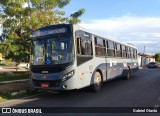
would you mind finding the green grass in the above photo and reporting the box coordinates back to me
[0,72,29,82]
[0,63,5,66]
[0,90,40,102]
[0,96,7,102]
[0,61,16,66]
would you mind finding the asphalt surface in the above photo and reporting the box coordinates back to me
[1,68,160,116]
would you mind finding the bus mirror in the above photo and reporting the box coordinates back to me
[61,43,65,50]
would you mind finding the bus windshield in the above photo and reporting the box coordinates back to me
[33,36,74,65]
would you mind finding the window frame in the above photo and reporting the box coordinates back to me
[76,37,93,57]
[115,43,122,58]
[94,36,107,57]
[107,40,115,57]
[122,45,127,58]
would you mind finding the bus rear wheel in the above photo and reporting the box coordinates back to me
[91,71,102,92]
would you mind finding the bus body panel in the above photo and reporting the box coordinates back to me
[75,57,138,89]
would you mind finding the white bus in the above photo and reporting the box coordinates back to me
[29,24,138,92]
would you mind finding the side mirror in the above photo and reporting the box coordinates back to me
[61,43,64,50]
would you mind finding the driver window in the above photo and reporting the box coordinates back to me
[77,37,93,56]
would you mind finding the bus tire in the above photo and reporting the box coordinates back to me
[125,68,131,80]
[91,71,102,92]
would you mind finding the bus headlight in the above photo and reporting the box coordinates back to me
[61,70,74,82]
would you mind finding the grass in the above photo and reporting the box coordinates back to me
[0,72,29,82]
[0,61,16,66]
[0,96,7,102]
[0,63,5,66]
[0,90,40,102]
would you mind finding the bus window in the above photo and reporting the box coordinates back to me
[133,49,136,58]
[133,48,135,58]
[135,49,137,58]
[122,45,127,58]
[130,48,133,58]
[76,37,81,55]
[33,40,45,65]
[126,47,131,58]
[95,37,106,57]
[107,41,115,57]
[77,37,93,56]
[116,43,122,57]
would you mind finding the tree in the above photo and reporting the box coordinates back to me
[155,53,160,63]
[0,0,85,62]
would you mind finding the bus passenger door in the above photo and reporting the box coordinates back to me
[76,30,93,88]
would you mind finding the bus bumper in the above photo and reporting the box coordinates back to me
[29,76,77,91]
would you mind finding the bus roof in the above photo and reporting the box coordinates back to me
[31,24,137,49]
[74,24,137,49]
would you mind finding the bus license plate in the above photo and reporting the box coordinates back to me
[41,83,49,88]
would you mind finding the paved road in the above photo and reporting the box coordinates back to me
[1,68,160,115]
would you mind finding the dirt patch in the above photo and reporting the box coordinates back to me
[0,81,29,94]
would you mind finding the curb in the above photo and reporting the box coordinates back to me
[10,90,27,97]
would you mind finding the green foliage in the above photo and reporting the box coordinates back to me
[0,72,29,82]
[155,53,160,63]
[69,8,85,24]
[0,0,85,62]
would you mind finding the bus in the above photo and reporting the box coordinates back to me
[29,24,138,92]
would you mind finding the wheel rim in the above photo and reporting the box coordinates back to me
[94,72,102,88]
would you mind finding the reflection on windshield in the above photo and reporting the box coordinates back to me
[34,40,45,65]
[33,36,74,65]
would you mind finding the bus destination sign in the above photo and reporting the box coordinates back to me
[32,27,67,37]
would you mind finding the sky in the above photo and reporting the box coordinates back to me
[63,0,160,54]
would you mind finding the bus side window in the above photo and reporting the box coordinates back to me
[116,43,122,57]
[133,49,136,58]
[128,47,131,58]
[135,49,137,58]
[107,41,115,57]
[126,47,130,58]
[81,39,86,55]
[76,37,81,55]
[77,37,93,56]
[95,37,106,57]
[130,48,133,58]
[81,39,92,56]
[122,45,127,58]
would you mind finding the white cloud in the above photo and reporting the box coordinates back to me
[80,16,160,54]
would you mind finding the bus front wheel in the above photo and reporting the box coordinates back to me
[91,71,102,92]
